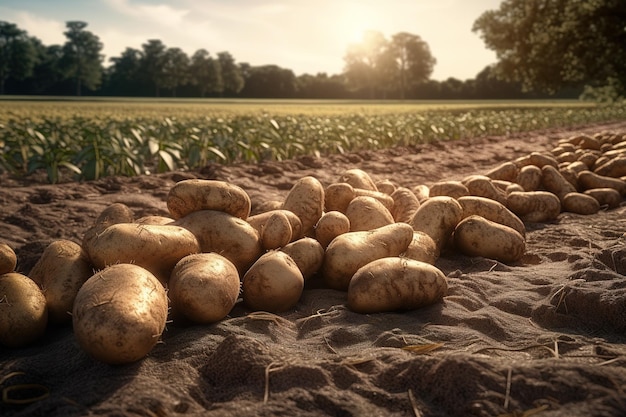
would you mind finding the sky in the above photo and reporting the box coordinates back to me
[0,0,504,81]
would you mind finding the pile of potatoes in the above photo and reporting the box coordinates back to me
[1,130,625,364]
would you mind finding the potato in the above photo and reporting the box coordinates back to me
[82,203,134,253]
[87,223,200,285]
[260,211,292,250]
[428,180,469,199]
[29,240,93,324]
[578,170,626,195]
[354,188,395,211]
[555,152,577,164]
[323,222,414,291]
[409,196,463,255]
[0,272,48,347]
[583,188,622,209]
[454,215,525,264]
[403,231,438,265]
[247,210,303,242]
[314,211,350,249]
[136,215,175,225]
[515,165,542,192]
[579,135,602,150]
[577,152,599,168]
[242,251,304,313]
[324,182,355,213]
[340,168,377,191]
[529,152,559,168]
[375,179,397,195]
[347,257,447,314]
[506,191,561,223]
[561,192,600,215]
[457,196,525,237]
[280,237,325,280]
[390,187,420,223]
[72,264,168,364]
[169,253,240,324]
[463,175,507,205]
[166,179,251,220]
[594,155,626,177]
[0,243,17,275]
[412,184,430,202]
[282,176,325,236]
[541,165,577,201]
[485,161,519,182]
[345,196,394,232]
[173,210,262,274]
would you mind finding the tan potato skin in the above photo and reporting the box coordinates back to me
[485,162,519,182]
[72,264,168,365]
[375,179,397,195]
[324,183,356,213]
[135,215,175,225]
[340,168,377,191]
[345,196,394,232]
[0,272,48,348]
[242,251,304,313]
[166,179,251,220]
[260,211,293,250]
[29,240,93,324]
[314,211,350,249]
[280,237,325,280]
[506,191,561,223]
[323,222,414,291]
[463,175,507,205]
[87,223,200,285]
[247,210,303,242]
[454,215,525,264]
[594,155,626,178]
[562,192,600,215]
[282,176,325,236]
[347,257,447,314]
[583,188,622,209]
[457,196,526,237]
[0,243,17,275]
[578,170,626,195]
[403,231,438,265]
[529,152,559,168]
[409,196,463,254]
[412,184,430,202]
[173,210,262,274]
[169,253,241,324]
[390,187,420,223]
[82,203,134,255]
[541,165,577,201]
[428,181,469,199]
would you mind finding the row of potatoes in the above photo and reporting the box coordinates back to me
[1,130,625,364]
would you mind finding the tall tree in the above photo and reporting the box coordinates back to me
[61,21,103,95]
[387,32,436,99]
[189,49,222,97]
[140,39,167,97]
[161,47,189,97]
[217,51,243,96]
[241,65,296,98]
[0,21,37,94]
[107,47,143,95]
[473,0,626,97]
[343,30,388,98]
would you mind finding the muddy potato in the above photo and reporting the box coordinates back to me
[529,152,559,168]
[506,191,561,223]
[577,152,599,168]
[594,155,626,178]
[0,272,48,348]
[0,243,17,275]
[247,210,303,242]
[29,240,93,324]
[347,257,447,314]
[282,176,325,236]
[174,210,263,275]
[87,223,200,285]
[409,196,463,255]
[390,187,420,223]
[485,162,519,182]
[457,196,525,237]
[541,165,577,201]
[260,211,293,250]
[242,251,304,313]
[314,211,350,249]
[516,165,543,192]
[454,215,525,264]
[169,253,241,324]
[428,181,469,199]
[578,170,626,195]
[72,264,168,364]
[345,196,394,231]
[166,179,251,220]
[562,192,600,215]
[323,222,414,291]
[403,231,438,265]
[583,188,622,209]
[280,237,325,280]
[340,168,378,191]
[463,175,507,205]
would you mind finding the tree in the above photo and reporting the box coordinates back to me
[106,47,143,95]
[343,30,388,98]
[241,65,296,98]
[387,32,436,99]
[189,49,222,97]
[0,21,37,94]
[140,39,167,97]
[161,47,189,97]
[472,0,626,96]
[217,51,243,96]
[61,21,103,95]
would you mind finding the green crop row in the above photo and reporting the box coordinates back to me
[1,101,625,183]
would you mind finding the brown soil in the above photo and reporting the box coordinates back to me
[1,121,626,417]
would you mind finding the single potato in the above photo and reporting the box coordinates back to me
[282,176,325,236]
[280,237,325,280]
[0,243,17,275]
[345,196,394,231]
[166,179,251,220]
[454,215,525,264]
[314,211,350,249]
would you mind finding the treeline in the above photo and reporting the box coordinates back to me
[0,21,578,100]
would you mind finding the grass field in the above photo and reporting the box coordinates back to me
[1,97,625,183]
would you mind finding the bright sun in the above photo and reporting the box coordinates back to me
[335,5,380,45]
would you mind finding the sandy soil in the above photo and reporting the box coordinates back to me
[1,121,626,417]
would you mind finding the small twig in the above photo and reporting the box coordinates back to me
[263,361,286,404]
[323,335,338,354]
[504,368,512,410]
[408,389,422,417]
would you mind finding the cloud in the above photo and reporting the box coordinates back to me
[0,8,66,45]
[104,0,190,27]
